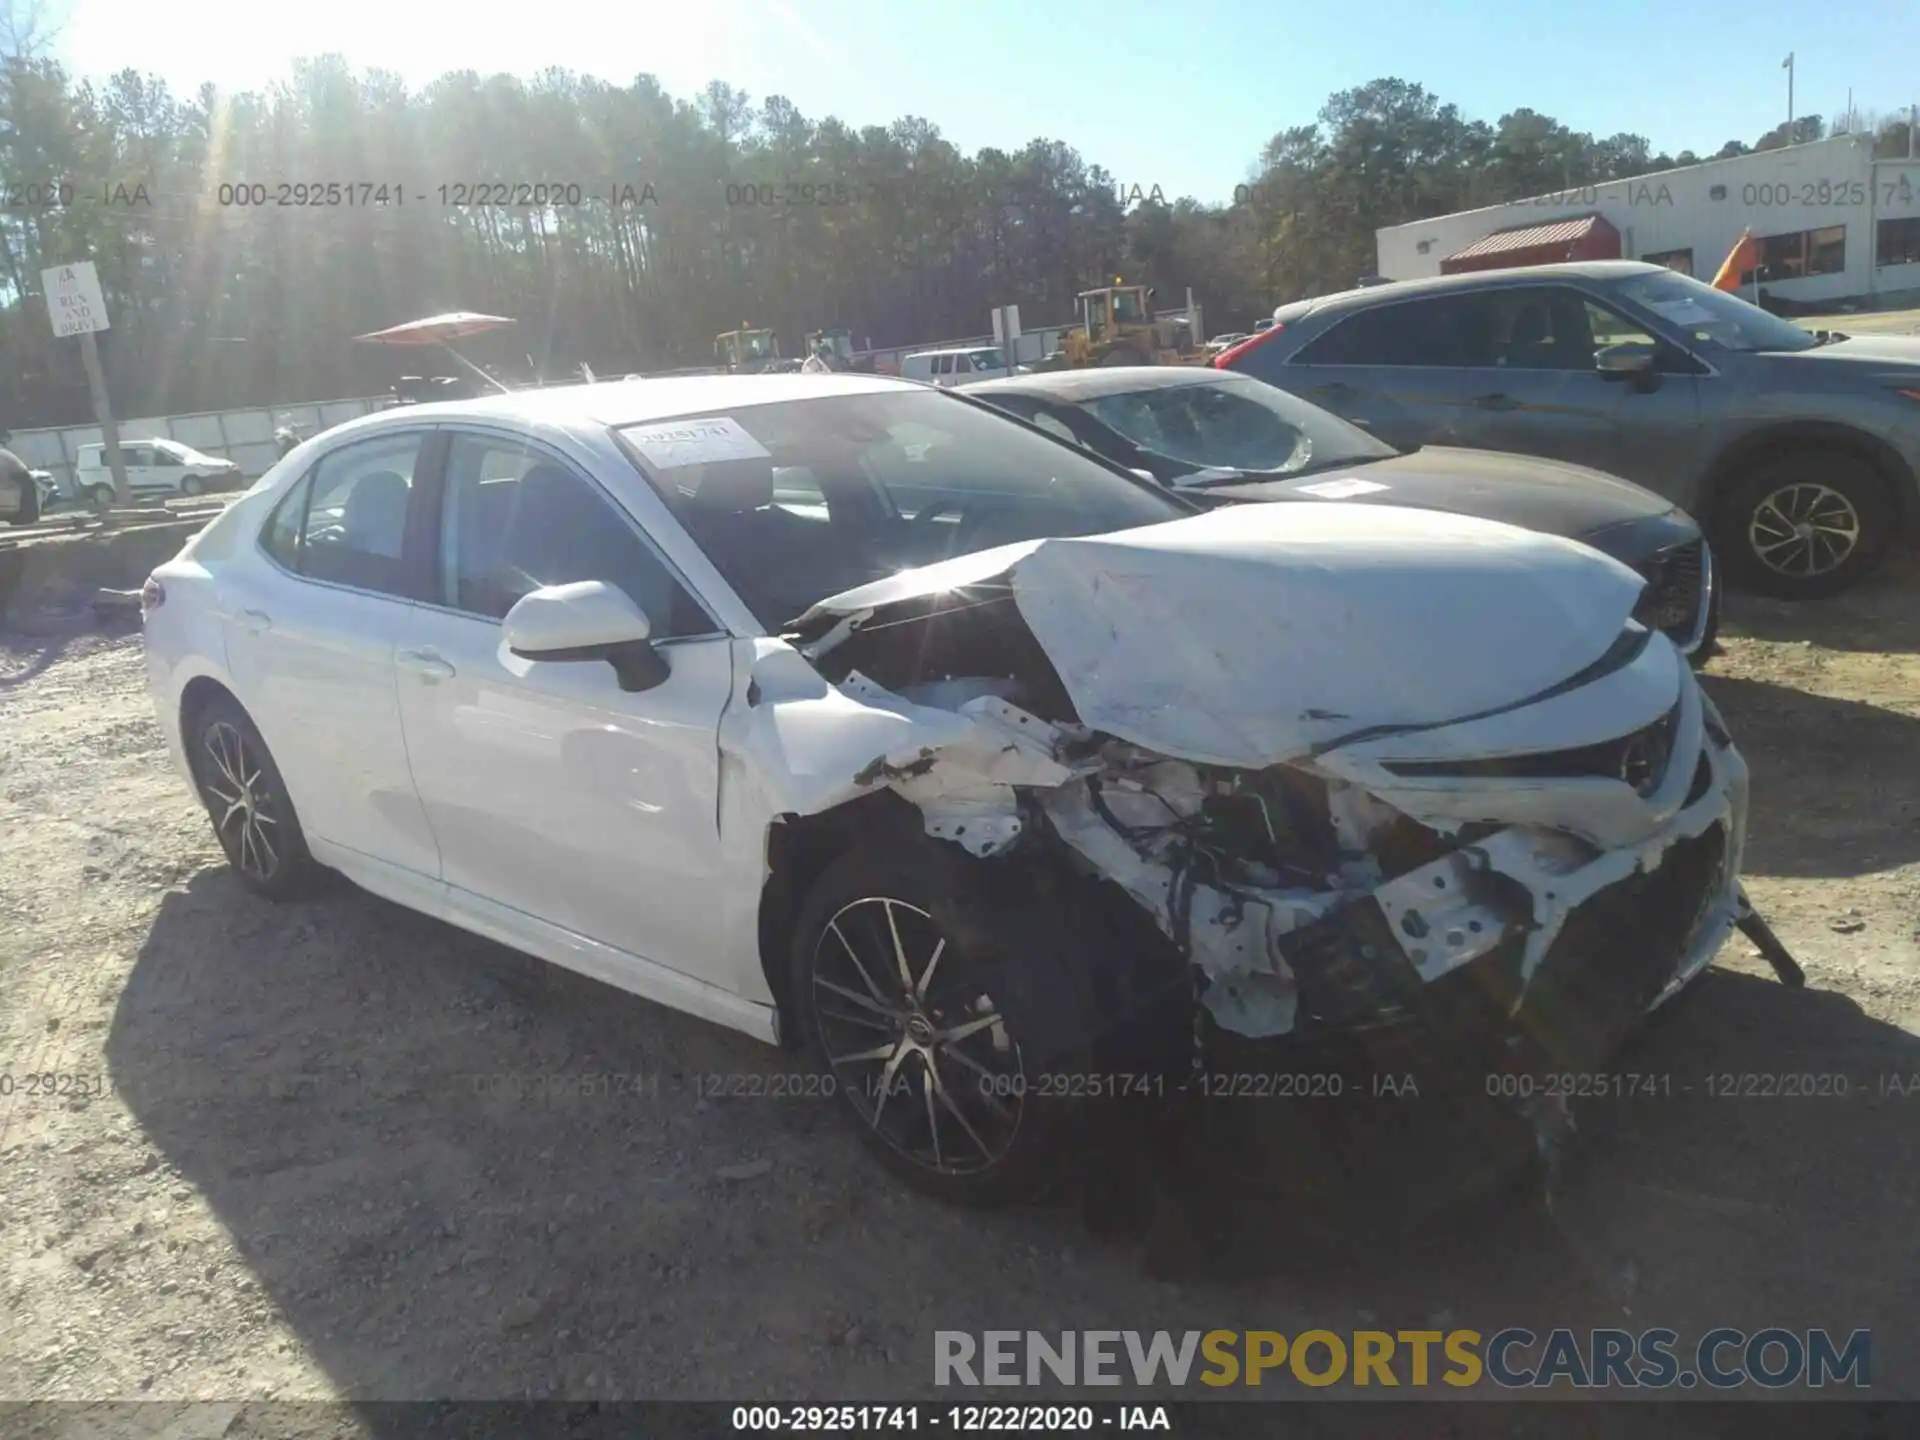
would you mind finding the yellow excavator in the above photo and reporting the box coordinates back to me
[714,326,783,374]
[1050,282,1206,368]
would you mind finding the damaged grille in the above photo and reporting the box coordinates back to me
[1277,823,1727,1082]
[1630,540,1705,648]
[1382,700,1681,796]
[1513,822,1729,1069]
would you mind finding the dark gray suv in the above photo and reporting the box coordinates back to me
[1217,260,1920,599]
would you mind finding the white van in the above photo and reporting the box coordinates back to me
[898,346,1026,387]
[75,438,241,507]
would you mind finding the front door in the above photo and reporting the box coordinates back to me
[393,427,736,983]
[1440,286,1702,492]
[121,444,160,494]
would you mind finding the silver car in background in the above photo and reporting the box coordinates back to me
[1217,261,1920,599]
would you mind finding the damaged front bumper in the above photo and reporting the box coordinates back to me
[822,649,1758,1183]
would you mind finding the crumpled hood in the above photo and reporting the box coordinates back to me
[805,502,1653,768]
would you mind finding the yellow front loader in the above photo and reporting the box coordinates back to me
[1051,283,1206,368]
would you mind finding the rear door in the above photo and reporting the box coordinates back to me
[220,428,444,882]
[1244,294,1494,450]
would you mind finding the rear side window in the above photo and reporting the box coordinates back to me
[1292,294,1495,368]
[258,432,426,599]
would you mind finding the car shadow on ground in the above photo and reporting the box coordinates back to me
[106,875,1920,1416]
[1719,556,1920,655]
[1698,672,1920,878]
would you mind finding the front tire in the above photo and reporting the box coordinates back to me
[1713,453,1894,600]
[181,475,204,496]
[188,696,322,901]
[789,840,1079,1206]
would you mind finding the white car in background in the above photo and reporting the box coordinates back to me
[76,437,242,508]
[139,374,1790,1210]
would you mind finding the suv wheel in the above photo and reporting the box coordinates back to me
[1714,453,1894,600]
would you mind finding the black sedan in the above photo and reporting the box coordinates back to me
[961,366,1718,658]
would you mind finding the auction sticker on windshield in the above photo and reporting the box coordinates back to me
[624,416,772,469]
[1295,477,1390,499]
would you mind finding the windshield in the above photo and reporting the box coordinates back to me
[154,439,194,459]
[1111,291,1147,323]
[1610,270,1819,354]
[1081,375,1397,480]
[966,349,1007,371]
[619,389,1188,628]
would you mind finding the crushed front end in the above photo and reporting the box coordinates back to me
[774,504,1788,1211]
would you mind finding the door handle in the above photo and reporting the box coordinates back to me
[238,608,272,633]
[397,648,456,682]
[1472,393,1523,411]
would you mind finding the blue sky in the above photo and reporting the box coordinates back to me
[52,0,1919,205]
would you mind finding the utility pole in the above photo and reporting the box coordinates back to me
[1784,52,1796,135]
[42,261,131,521]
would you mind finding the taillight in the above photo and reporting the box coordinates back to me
[1212,325,1283,369]
[140,576,165,615]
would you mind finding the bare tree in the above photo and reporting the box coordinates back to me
[1,0,66,61]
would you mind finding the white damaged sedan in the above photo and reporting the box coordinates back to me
[141,374,1799,1206]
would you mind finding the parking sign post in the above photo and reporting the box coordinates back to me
[41,261,131,517]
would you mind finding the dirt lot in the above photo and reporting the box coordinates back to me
[3,559,1919,1431]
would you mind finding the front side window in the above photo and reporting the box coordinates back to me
[263,432,424,597]
[1082,376,1395,479]
[437,432,708,636]
[620,390,1187,628]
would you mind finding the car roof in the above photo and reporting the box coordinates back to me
[961,366,1235,402]
[1274,259,1667,322]
[349,372,920,432]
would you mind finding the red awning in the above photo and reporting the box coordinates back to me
[353,312,517,346]
[1439,215,1621,275]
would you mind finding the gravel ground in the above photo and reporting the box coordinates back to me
[2,564,1918,1432]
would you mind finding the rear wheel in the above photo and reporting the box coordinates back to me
[1713,452,1894,600]
[789,841,1078,1206]
[87,484,114,514]
[188,695,322,900]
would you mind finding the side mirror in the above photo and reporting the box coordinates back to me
[1595,343,1657,377]
[502,581,668,693]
